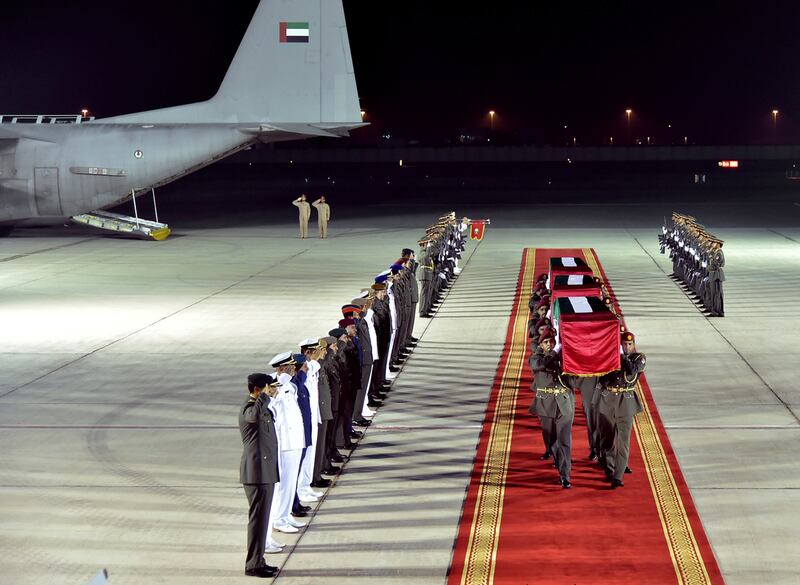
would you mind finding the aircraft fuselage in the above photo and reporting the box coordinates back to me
[0,124,256,223]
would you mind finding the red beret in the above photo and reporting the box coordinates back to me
[537,273,548,282]
[535,317,552,331]
[621,331,635,343]
[538,328,556,345]
[535,299,550,311]
[339,318,356,328]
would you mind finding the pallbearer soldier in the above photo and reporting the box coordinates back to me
[529,328,574,489]
[292,194,311,239]
[596,331,646,488]
[312,196,330,239]
[239,373,280,577]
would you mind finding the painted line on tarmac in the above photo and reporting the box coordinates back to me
[632,234,800,427]
[768,228,800,244]
[0,237,96,263]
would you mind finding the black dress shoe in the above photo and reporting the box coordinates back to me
[291,509,308,517]
[367,400,382,408]
[322,466,339,475]
[410,336,419,343]
[539,451,552,460]
[389,365,400,372]
[560,478,572,489]
[624,466,633,474]
[311,478,332,488]
[353,418,371,427]
[296,503,311,512]
[588,450,597,461]
[329,454,345,463]
[611,478,624,489]
[245,566,278,578]
[343,441,356,449]
[349,430,363,440]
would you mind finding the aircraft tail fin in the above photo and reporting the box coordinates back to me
[98,0,363,127]
[212,0,362,125]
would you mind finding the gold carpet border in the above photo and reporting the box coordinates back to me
[460,248,536,585]
[583,248,712,585]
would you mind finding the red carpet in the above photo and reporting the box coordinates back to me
[447,248,725,585]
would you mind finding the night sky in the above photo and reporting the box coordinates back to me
[1,1,798,145]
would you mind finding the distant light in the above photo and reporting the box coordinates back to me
[667,124,672,128]
[718,160,740,168]
[289,160,293,164]
[81,108,89,118]
[563,125,567,129]
[772,109,779,115]
[625,109,632,115]
[489,110,495,116]
[609,136,614,145]
[360,110,366,120]
[399,159,403,167]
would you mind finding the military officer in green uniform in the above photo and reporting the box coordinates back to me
[596,331,646,488]
[529,328,574,489]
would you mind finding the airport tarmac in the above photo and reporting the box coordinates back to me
[2,189,799,585]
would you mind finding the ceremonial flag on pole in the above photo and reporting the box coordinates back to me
[470,221,487,241]
[279,22,310,43]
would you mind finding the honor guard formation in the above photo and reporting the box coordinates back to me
[238,213,468,578]
[659,212,726,317]
[527,270,647,490]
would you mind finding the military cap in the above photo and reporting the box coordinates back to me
[621,331,636,343]
[390,264,403,274]
[247,373,270,389]
[270,352,296,368]
[341,304,361,317]
[402,248,414,257]
[535,299,550,311]
[299,338,321,351]
[535,317,552,331]
[371,282,387,291]
[328,327,347,338]
[354,290,369,299]
[323,336,338,345]
[538,328,557,345]
[350,298,367,308]
[375,274,390,284]
[536,273,548,282]
[338,318,355,328]
[292,353,307,365]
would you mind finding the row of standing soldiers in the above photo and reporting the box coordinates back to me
[238,214,470,577]
[526,272,647,489]
[659,212,726,317]
[418,212,468,317]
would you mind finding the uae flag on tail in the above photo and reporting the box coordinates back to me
[554,296,620,376]
[279,22,310,43]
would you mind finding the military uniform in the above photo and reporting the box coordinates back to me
[312,198,330,238]
[597,338,646,486]
[529,338,574,488]
[239,374,280,575]
[292,197,311,238]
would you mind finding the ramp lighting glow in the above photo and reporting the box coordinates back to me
[718,160,739,168]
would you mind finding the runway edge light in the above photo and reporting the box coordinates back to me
[718,160,739,168]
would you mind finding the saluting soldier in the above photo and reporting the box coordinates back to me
[529,328,574,489]
[596,331,646,488]
[292,194,311,239]
[239,373,281,577]
[312,196,331,239]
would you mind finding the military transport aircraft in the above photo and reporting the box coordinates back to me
[0,0,364,238]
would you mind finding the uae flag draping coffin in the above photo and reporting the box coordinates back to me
[553,296,620,376]
[551,274,602,300]
[547,257,594,287]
